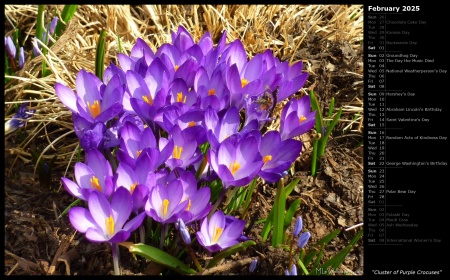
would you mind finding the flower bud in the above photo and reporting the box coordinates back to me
[297,231,311,249]
[178,218,191,245]
[290,264,297,276]
[293,216,303,237]
[49,17,59,34]
[19,47,25,69]
[5,36,16,60]
[249,259,257,272]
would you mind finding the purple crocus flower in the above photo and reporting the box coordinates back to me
[49,17,59,34]
[196,210,246,253]
[61,148,114,201]
[68,187,146,243]
[145,179,189,224]
[163,125,202,169]
[257,130,302,183]
[166,170,211,224]
[5,103,35,135]
[208,134,263,188]
[18,47,25,69]
[5,36,16,60]
[275,60,309,102]
[204,106,241,151]
[55,70,124,124]
[114,161,150,214]
[195,66,230,112]
[72,119,106,151]
[115,121,162,169]
[280,95,316,141]
[171,25,195,54]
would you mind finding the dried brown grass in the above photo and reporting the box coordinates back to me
[4,4,363,178]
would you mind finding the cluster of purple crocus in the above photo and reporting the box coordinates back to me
[55,25,315,273]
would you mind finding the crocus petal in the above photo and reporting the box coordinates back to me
[62,177,85,200]
[55,83,79,113]
[76,69,102,106]
[74,162,95,190]
[69,207,97,233]
[109,230,131,244]
[87,191,112,233]
[85,227,108,242]
[110,187,133,230]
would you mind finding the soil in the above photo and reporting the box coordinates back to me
[4,5,364,276]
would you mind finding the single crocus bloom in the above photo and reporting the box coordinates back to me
[208,134,263,188]
[68,187,146,243]
[5,103,35,135]
[5,36,16,60]
[164,125,202,169]
[144,179,189,224]
[18,47,25,69]
[196,210,246,253]
[257,130,302,183]
[55,69,124,124]
[61,148,114,201]
[166,170,211,224]
[114,161,150,214]
[204,106,241,151]
[280,95,316,141]
[115,121,160,168]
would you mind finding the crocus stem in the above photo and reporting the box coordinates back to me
[111,242,120,275]
[186,244,203,272]
[160,223,167,250]
[103,148,117,173]
[139,224,146,244]
[208,188,227,219]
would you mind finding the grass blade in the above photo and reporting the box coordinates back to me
[206,240,256,269]
[120,242,197,275]
[283,198,301,231]
[95,29,107,79]
[54,5,78,39]
[272,180,286,247]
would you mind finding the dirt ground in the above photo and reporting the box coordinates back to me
[4,5,364,275]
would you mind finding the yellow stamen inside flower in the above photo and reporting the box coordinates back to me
[162,199,169,216]
[299,115,307,123]
[142,94,154,106]
[177,92,187,103]
[188,121,196,127]
[212,226,223,243]
[186,199,192,211]
[90,176,102,191]
[173,146,183,159]
[87,100,101,118]
[174,65,179,72]
[130,182,138,194]
[105,215,114,236]
[229,161,241,175]
[241,78,249,88]
[136,150,142,157]
[263,155,273,165]
[208,88,216,95]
